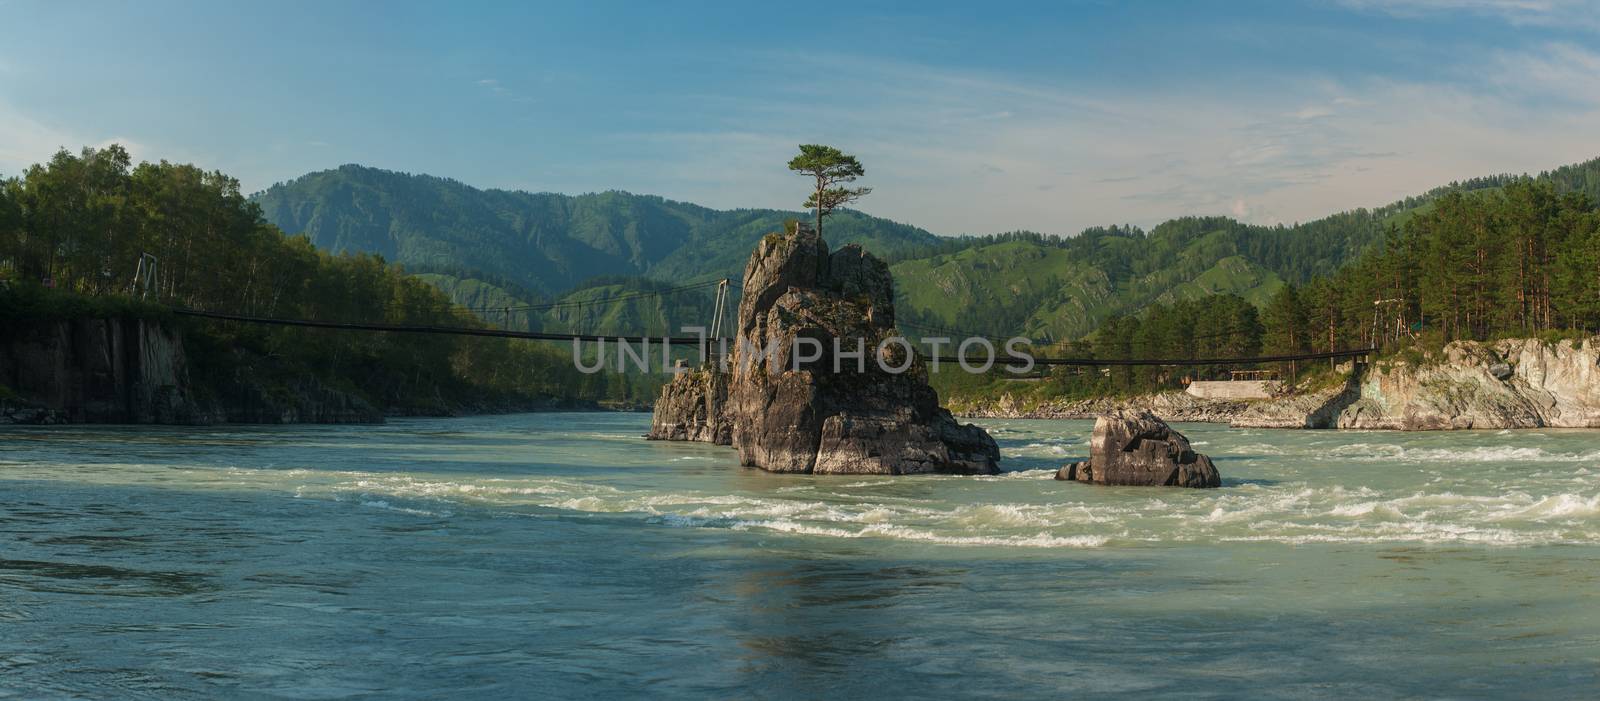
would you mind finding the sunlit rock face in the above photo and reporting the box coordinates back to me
[647,369,731,445]
[1231,338,1600,430]
[1057,410,1221,488]
[722,221,999,475]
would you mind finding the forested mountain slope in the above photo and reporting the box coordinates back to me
[254,165,944,297]
[257,157,1600,343]
[893,156,1600,340]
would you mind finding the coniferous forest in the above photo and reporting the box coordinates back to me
[937,178,1600,401]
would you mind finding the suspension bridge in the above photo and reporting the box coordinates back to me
[172,278,1376,368]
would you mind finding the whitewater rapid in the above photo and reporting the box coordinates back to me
[266,420,1600,549]
[7,413,1600,698]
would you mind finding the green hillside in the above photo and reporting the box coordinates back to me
[260,156,1600,344]
[254,165,945,297]
[411,271,724,340]
[892,156,1600,340]
[893,219,1309,341]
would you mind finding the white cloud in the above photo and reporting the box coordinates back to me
[0,101,186,179]
[0,102,77,176]
[1492,42,1600,105]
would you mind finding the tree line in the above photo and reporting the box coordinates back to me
[977,177,1599,400]
[0,145,650,408]
[1039,179,1600,398]
[1260,180,1600,362]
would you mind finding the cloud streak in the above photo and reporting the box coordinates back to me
[1338,0,1600,31]
[474,78,535,104]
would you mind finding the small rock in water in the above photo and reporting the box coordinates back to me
[1056,409,1221,488]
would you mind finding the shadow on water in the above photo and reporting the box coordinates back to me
[0,558,213,597]
[692,545,1600,699]
[1221,477,1282,487]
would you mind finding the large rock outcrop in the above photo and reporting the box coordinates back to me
[647,368,732,444]
[660,221,998,474]
[1057,410,1221,488]
[1234,338,1600,430]
[958,338,1600,431]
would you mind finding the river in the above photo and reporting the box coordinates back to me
[2,413,1598,698]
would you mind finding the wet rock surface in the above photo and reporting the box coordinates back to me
[1057,409,1221,488]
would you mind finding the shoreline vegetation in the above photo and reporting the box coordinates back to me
[0,146,670,425]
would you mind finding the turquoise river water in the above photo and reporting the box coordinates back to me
[2,413,1598,698]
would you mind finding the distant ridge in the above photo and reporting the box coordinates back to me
[254,156,1600,340]
[253,165,944,297]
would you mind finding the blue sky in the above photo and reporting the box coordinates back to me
[2,0,1599,235]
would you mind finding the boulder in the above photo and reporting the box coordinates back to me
[725,221,999,475]
[1056,410,1221,488]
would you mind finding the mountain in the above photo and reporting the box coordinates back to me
[891,219,1315,340]
[256,156,1600,342]
[253,165,945,297]
[890,156,1600,340]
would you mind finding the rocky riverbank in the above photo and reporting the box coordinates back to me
[954,337,1600,430]
[0,318,607,426]
[0,317,391,425]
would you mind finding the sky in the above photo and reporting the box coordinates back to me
[2,0,1599,236]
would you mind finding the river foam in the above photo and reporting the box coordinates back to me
[299,464,1600,549]
[96,414,1581,551]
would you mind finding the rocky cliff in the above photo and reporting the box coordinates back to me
[1238,338,1600,429]
[650,222,1000,474]
[958,338,1600,431]
[1,318,214,424]
[0,318,383,425]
